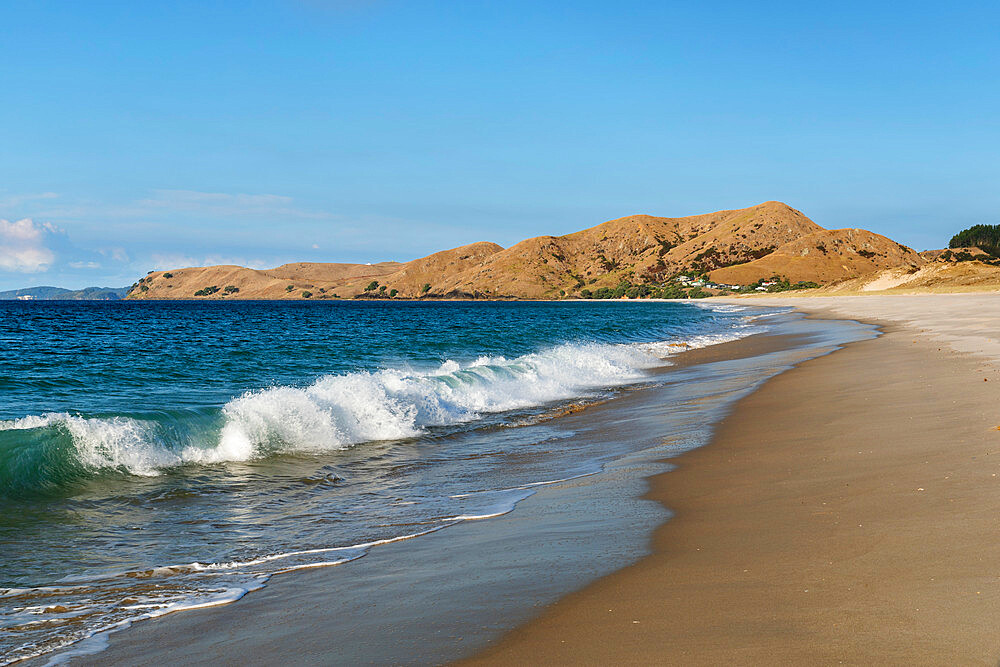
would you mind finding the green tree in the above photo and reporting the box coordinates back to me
[950,224,1000,257]
[365,280,380,292]
[286,284,295,292]
[421,283,431,293]
[301,291,313,298]
[389,288,398,297]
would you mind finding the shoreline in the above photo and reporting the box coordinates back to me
[463,294,1000,664]
[41,308,863,666]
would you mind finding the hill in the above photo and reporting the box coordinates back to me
[390,202,824,299]
[129,244,501,300]
[0,286,129,300]
[800,245,1000,295]
[810,261,1000,294]
[949,224,1000,256]
[709,228,925,285]
[127,201,930,300]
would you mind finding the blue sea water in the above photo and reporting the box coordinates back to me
[0,300,765,664]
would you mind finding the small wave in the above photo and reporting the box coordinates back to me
[691,302,749,313]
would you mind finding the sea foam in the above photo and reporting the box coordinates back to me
[0,330,757,488]
[0,341,671,484]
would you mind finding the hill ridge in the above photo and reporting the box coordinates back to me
[126,202,927,300]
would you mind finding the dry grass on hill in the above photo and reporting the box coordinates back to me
[129,201,988,300]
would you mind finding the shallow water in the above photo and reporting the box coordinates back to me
[68,307,879,667]
[0,300,766,664]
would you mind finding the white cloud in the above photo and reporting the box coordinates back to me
[135,190,331,220]
[0,219,56,273]
[69,261,101,269]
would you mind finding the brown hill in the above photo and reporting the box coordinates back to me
[129,244,500,300]
[709,228,925,285]
[402,201,823,298]
[369,242,504,297]
[127,201,927,300]
[266,261,402,282]
[814,260,1000,294]
[919,247,991,262]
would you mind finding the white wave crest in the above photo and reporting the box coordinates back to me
[0,413,180,475]
[202,342,662,462]
[0,334,757,477]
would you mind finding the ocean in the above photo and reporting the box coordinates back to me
[0,299,854,664]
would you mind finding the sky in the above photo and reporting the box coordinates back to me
[1,0,998,290]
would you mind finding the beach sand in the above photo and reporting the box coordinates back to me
[464,293,1000,665]
[50,294,1000,666]
[56,316,850,667]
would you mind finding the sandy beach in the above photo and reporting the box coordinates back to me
[465,293,1000,665]
[38,294,1000,666]
[46,306,865,667]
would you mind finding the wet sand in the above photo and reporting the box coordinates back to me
[465,294,1000,665]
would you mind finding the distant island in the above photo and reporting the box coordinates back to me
[125,201,1000,301]
[0,286,129,301]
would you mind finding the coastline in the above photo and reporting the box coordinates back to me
[40,307,868,666]
[464,293,1000,664]
[34,294,998,665]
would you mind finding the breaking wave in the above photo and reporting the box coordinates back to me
[0,341,683,496]
[0,327,759,497]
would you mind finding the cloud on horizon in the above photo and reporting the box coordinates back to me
[0,219,58,273]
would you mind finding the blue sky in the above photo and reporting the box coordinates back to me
[1,0,997,289]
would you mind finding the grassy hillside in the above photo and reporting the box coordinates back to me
[127,201,935,300]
